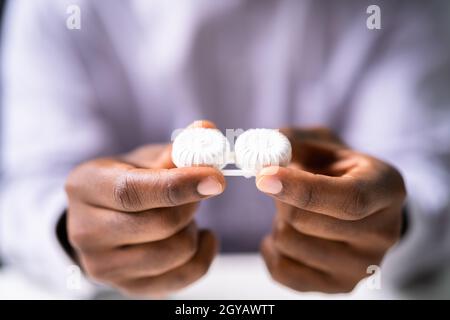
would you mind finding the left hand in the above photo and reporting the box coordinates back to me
[257,128,406,293]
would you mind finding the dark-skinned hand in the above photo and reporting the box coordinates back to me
[257,128,406,293]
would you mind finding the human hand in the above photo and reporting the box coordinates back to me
[65,122,224,297]
[257,128,406,293]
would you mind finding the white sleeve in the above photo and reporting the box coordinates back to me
[339,3,450,286]
[0,0,116,297]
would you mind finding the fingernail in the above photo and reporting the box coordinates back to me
[197,177,223,196]
[189,120,215,129]
[256,175,283,194]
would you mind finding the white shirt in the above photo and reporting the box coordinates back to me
[1,0,450,297]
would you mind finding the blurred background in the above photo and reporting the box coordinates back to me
[0,0,5,270]
[0,0,449,299]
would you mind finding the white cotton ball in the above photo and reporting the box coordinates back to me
[234,129,292,175]
[172,127,230,169]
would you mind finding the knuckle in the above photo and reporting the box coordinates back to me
[64,177,77,197]
[189,258,210,281]
[83,253,132,284]
[113,172,143,211]
[163,206,184,229]
[268,267,282,284]
[158,207,192,238]
[353,187,370,216]
[183,232,199,260]
[270,265,302,292]
[67,212,106,252]
[67,230,86,250]
[375,223,401,251]
[298,183,315,209]
[162,174,185,207]
[83,260,110,282]
[273,225,289,250]
[286,210,302,227]
[269,266,283,283]
[64,162,97,197]
[289,211,306,230]
[341,182,371,219]
[151,170,182,207]
[64,168,83,197]
[67,225,96,252]
[268,256,287,283]
[88,255,128,282]
[171,227,198,265]
[386,225,401,246]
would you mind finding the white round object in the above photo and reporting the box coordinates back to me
[172,127,230,169]
[234,129,292,175]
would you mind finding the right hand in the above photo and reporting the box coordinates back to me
[65,125,225,298]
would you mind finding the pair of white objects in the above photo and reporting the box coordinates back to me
[171,128,292,177]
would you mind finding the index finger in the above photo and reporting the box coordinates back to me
[256,164,398,220]
[66,159,226,211]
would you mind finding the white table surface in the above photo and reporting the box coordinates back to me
[1,254,449,300]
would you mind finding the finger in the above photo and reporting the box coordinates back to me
[276,201,354,243]
[272,220,366,276]
[276,201,400,250]
[68,202,199,251]
[280,128,349,174]
[256,165,391,220]
[80,223,200,283]
[66,160,226,211]
[261,236,344,293]
[280,127,346,148]
[117,230,217,297]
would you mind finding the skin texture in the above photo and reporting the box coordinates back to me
[65,121,225,298]
[257,128,406,293]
